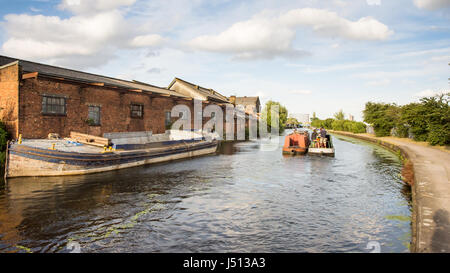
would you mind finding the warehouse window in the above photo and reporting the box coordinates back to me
[165,111,172,126]
[131,104,144,118]
[88,106,101,126]
[42,95,66,115]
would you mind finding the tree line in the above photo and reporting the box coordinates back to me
[310,110,367,134]
[363,93,449,146]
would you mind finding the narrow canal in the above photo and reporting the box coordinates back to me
[0,134,411,253]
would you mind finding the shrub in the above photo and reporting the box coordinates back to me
[400,102,428,141]
[364,93,449,146]
[350,122,366,134]
[363,102,400,137]
[0,121,10,168]
[427,124,450,146]
[394,124,410,138]
[311,118,365,134]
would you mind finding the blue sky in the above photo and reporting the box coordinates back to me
[0,0,449,120]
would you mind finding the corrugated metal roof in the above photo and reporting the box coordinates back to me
[168,77,230,103]
[0,55,188,98]
[235,96,259,106]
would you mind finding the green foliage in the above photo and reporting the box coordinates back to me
[363,102,401,137]
[394,123,410,138]
[310,112,318,122]
[351,122,367,134]
[0,121,11,167]
[261,100,288,134]
[286,117,300,126]
[419,94,449,145]
[400,102,428,141]
[333,109,345,120]
[310,119,323,129]
[311,118,334,129]
[0,151,5,168]
[311,116,366,134]
[363,93,449,146]
[331,120,345,131]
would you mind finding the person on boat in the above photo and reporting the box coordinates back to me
[303,130,311,147]
[311,129,318,147]
[320,127,327,148]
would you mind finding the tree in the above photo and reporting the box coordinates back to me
[363,93,449,145]
[333,109,345,120]
[286,117,300,126]
[363,102,400,137]
[401,93,449,145]
[261,100,288,134]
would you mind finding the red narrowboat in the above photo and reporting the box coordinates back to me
[282,131,310,155]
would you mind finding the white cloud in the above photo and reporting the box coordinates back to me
[188,8,392,60]
[333,0,349,7]
[280,8,392,40]
[1,0,163,68]
[413,89,448,97]
[187,13,308,60]
[129,34,166,47]
[366,0,381,5]
[58,0,136,14]
[2,11,127,59]
[413,0,450,10]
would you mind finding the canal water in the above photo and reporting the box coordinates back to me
[0,134,411,253]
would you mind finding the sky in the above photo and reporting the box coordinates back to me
[0,0,449,121]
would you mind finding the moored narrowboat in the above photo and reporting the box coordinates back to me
[282,130,310,155]
[4,130,219,178]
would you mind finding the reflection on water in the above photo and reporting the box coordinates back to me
[0,134,411,253]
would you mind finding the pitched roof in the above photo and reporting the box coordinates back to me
[0,55,188,98]
[235,96,260,106]
[168,77,230,103]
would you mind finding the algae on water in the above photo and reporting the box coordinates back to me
[385,215,411,222]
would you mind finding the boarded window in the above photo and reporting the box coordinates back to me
[42,95,66,115]
[131,104,143,118]
[88,106,101,125]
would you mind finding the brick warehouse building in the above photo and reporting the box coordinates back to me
[0,55,230,139]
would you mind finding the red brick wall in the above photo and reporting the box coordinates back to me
[18,77,198,139]
[0,63,19,138]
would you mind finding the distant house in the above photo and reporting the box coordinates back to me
[229,96,261,117]
[168,77,230,104]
